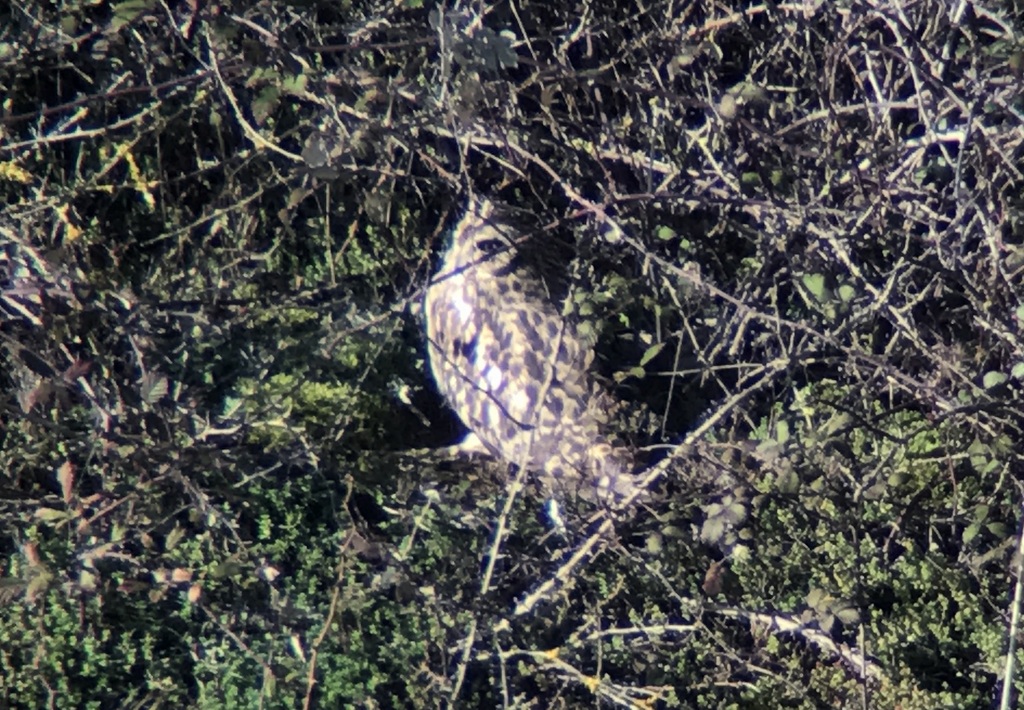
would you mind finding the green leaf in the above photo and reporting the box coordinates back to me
[252,86,281,125]
[725,501,747,525]
[165,526,186,552]
[802,273,826,301]
[863,481,887,500]
[639,342,666,367]
[806,588,825,608]
[776,468,800,495]
[819,614,834,634]
[983,370,1007,389]
[35,508,69,523]
[141,373,168,404]
[26,572,53,600]
[774,419,790,445]
[211,560,244,579]
[821,412,851,436]
[111,0,153,32]
[986,522,1010,538]
[887,470,906,487]
[835,605,861,625]
[281,74,308,95]
[700,517,724,544]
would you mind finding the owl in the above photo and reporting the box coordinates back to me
[424,199,641,504]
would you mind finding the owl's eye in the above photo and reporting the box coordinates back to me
[476,238,505,254]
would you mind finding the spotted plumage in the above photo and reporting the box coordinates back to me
[424,199,640,503]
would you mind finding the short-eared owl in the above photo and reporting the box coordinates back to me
[424,199,640,503]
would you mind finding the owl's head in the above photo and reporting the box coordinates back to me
[442,198,520,275]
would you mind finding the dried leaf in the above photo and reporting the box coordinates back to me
[18,380,52,413]
[62,359,92,382]
[702,560,726,596]
[80,542,118,566]
[23,542,41,567]
[57,460,75,504]
[119,580,151,594]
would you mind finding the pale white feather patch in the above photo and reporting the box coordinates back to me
[450,291,474,326]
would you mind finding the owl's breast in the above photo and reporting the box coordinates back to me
[428,265,604,466]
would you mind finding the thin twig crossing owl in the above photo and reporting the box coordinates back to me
[424,199,641,503]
